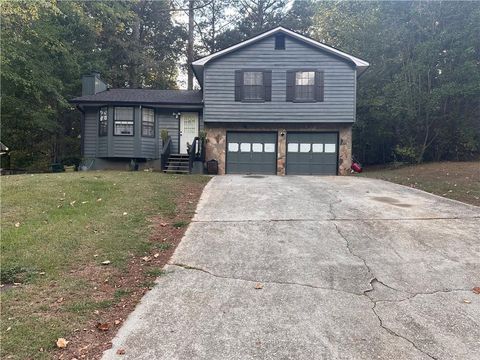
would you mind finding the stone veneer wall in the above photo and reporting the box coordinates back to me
[205,123,352,175]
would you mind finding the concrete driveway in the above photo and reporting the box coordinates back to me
[104,176,480,360]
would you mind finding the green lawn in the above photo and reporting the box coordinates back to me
[0,171,209,359]
[360,161,480,207]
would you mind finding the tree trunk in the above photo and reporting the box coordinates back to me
[187,0,194,90]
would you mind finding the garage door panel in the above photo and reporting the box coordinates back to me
[227,132,277,175]
[287,132,338,175]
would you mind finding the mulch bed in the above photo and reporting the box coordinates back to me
[53,181,206,359]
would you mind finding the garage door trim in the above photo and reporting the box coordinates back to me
[285,131,339,175]
[226,131,278,175]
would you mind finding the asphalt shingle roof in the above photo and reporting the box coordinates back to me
[71,89,203,105]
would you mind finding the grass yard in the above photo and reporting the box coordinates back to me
[0,171,209,359]
[360,161,480,207]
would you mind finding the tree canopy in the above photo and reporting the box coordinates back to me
[1,0,479,170]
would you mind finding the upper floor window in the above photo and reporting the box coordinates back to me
[295,71,315,101]
[275,34,285,50]
[114,107,134,136]
[235,70,272,102]
[141,108,155,137]
[99,107,108,136]
[286,70,324,102]
[243,71,264,100]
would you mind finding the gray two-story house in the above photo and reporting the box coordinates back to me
[71,27,369,175]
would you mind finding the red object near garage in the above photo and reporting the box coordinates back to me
[351,162,362,173]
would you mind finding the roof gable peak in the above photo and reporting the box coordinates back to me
[191,26,369,86]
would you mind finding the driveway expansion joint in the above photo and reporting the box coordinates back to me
[191,216,480,224]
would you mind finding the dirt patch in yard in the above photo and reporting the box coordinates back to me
[52,181,205,360]
[361,161,480,207]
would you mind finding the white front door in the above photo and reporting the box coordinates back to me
[180,112,199,154]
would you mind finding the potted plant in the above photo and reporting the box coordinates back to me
[160,129,169,146]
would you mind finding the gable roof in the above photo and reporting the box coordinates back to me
[70,89,203,105]
[192,26,369,86]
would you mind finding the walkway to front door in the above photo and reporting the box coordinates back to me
[103,176,480,360]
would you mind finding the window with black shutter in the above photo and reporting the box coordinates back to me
[243,71,264,100]
[295,71,315,101]
[286,70,324,102]
[235,70,272,102]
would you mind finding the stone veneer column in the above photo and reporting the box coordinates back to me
[338,125,352,175]
[205,127,226,175]
[277,129,286,175]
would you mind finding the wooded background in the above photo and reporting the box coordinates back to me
[1,0,479,170]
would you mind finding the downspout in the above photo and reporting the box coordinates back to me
[76,105,85,158]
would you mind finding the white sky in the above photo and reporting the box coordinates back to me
[173,0,294,89]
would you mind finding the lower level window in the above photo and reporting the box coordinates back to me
[99,107,108,136]
[114,107,134,136]
[142,108,155,137]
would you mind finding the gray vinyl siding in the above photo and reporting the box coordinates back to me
[112,137,135,157]
[83,108,98,158]
[98,137,108,157]
[203,36,356,123]
[83,106,202,158]
[157,111,180,154]
[141,137,156,158]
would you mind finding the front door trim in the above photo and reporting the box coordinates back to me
[180,112,199,154]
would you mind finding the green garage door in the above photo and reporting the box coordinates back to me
[226,132,277,174]
[286,132,338,175]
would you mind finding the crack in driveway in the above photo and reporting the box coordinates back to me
[169,263,366,297]
[169,261,471,360]
[370,302,438,360]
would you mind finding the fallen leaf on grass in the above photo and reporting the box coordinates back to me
[101,260,111,265]
[56,338,69,348]
[472,287,480,294]
[96,322,110,331]
[117,348,126,355]
[254,283,263,290]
